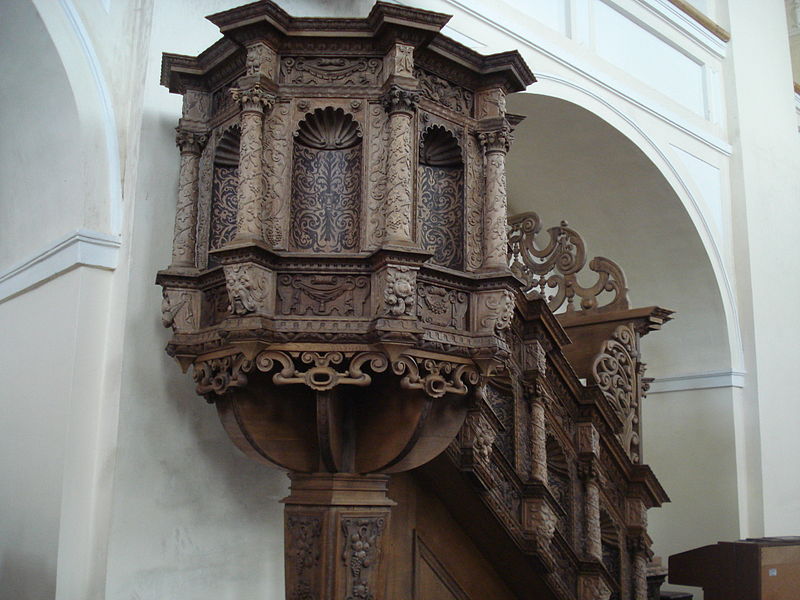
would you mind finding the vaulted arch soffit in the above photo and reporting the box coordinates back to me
[506,89,740,373]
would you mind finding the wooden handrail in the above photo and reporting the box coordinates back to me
[666,0,731,42]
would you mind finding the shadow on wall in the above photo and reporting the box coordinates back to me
[0,553,55,600]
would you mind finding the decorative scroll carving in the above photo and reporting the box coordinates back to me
[414,67,473,116]
[286,515,322,600]
[280,56,383,86]
[193,353,252,397]
[480,290,515,333]
[263,102,291,248]
[392,356,479,398]
[417,283,467,329]
[384,266,415,317]
[277,274,370,316]
[224,263,270,315]
[592,324,641,462]
[341,517,386,600]
[255,351,388,391]
[290,143,361,252]
[508,211,630,314]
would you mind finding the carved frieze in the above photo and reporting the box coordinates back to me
[280,56,383,86]
[414,67,473,116]
[417,283,467,329]
[277,274,370,317]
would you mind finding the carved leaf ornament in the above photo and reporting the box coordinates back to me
[508,212,629,314]
[592,324,641,461]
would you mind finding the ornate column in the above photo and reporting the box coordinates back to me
[283,473,394,600]
[171,128,208,267]
[230,84,274,244]
[478,124,513,271]
[579,460,602,561]
[628,535,649,600]
[381,85,419,246]
[530,386,548,483]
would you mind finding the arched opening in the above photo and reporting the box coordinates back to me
[507,92,741,576]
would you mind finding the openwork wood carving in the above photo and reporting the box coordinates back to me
[508,211,629,314]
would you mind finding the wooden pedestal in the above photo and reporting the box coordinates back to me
[283,473,395,600]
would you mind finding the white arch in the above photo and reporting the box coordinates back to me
[515,74,743,373]
[31,0,122,237]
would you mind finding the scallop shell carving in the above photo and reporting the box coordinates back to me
[214,125,240,166]
[294,107,362,150]
[420,125,462,167]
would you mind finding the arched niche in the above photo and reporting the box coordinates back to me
[417,125,464,269]
[209,125,240,255]
[289,107,362,253]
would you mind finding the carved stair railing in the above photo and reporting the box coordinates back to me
[419,213,672,600]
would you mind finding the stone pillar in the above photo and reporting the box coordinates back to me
[580,461,602,561]
[171,128,208,267]
[478,125,513,270]
[381,86,419,246]
[283,473,394,600]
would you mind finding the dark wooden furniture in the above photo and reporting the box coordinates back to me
[156,2,672,598]
[669,537,800,600]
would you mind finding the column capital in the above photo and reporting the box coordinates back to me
[175,127,208,154]
[381,85,420,116]
[578,459,599,483]
[231,84,276,113]
[478,123,514,154]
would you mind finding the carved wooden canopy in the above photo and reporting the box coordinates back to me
[156,3,670,599]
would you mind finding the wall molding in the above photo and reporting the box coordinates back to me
[648,369,746,394]
[441,0,732,156]
[0,230,120,303]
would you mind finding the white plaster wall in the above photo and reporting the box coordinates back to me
[0,267,113,600]
[0,1,84,272]
[724,0,800,537]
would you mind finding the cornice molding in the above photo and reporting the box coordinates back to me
[648,369,746,394]
[0,230,120,303]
